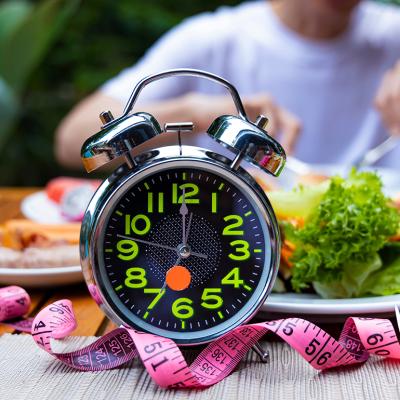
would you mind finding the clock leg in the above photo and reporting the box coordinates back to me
[252,343,269,363]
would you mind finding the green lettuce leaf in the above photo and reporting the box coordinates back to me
[313,244,400,298]
[362,258,400,296]
[360,243,400,296]
[288,169,400,292]
[313,253,382,298]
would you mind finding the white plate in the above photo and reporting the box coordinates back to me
[21,191,69,224]
[261,292,400,316]
[0,265,83,288]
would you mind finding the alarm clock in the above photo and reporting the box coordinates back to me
[80,69,285,346]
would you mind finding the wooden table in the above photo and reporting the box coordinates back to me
[0,188,117,337]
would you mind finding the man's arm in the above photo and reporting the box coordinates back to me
[55,91,301,169]
[55,92,123,169]
[54,91,196,169]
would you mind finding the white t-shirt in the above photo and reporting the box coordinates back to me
[101,0,400,167]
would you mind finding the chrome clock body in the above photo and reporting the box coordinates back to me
[80,68,286,347]
[80,145,280,345]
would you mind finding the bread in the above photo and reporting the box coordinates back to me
[1,219,80,250]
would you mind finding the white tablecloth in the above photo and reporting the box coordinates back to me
[0,334,399,400]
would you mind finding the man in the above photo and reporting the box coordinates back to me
[55,0,400,169]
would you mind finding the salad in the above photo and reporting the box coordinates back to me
[267,169,400,299]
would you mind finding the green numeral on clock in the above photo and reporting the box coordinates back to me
[229,240,250,260]
[125,267,147,288]
[201,288,223,309]
[125,214,151,235]
[143,288,165,319]
[172,183,199,204]
[144,288,165,308]
[116,239,139,261]
[171,298,194,319]
[223,215,244,235]
[147,192,164,213]
[221,267,244,288]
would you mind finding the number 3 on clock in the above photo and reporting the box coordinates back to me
[229,240,250,260]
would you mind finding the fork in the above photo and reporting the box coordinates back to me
[355,136,400,168]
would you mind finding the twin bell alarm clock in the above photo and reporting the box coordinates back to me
[80,69,286,346]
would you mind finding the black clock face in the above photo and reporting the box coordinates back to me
[97,165,273,340]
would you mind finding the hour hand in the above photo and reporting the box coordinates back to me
[180,188,188,244]
[179,192,188,216]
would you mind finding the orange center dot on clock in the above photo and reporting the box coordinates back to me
[166,265,191,291]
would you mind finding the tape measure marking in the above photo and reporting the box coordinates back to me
[1,286,400,388]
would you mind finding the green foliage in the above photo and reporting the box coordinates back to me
[0,0,77,93]
[0,77,18,150]
[0,1,36,148]
[0,1,31,40]
[0,0,78,184]
[0,0,241,186]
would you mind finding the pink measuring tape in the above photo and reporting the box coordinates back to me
[1,285,400,389]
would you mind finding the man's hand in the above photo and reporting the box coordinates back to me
[375,60,400,136]
[182,92,302,154]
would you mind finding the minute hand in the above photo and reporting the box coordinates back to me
[116,234,208,259]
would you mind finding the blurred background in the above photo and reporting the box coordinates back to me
[0,0,399,186]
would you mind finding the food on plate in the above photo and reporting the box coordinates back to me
[46,177,101,221]
[1,219,80,250]
[268,169,400,299]
[0,245,79,268]
[0,219,80,268]
[268,180,330,220]
[46,177,100,204]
